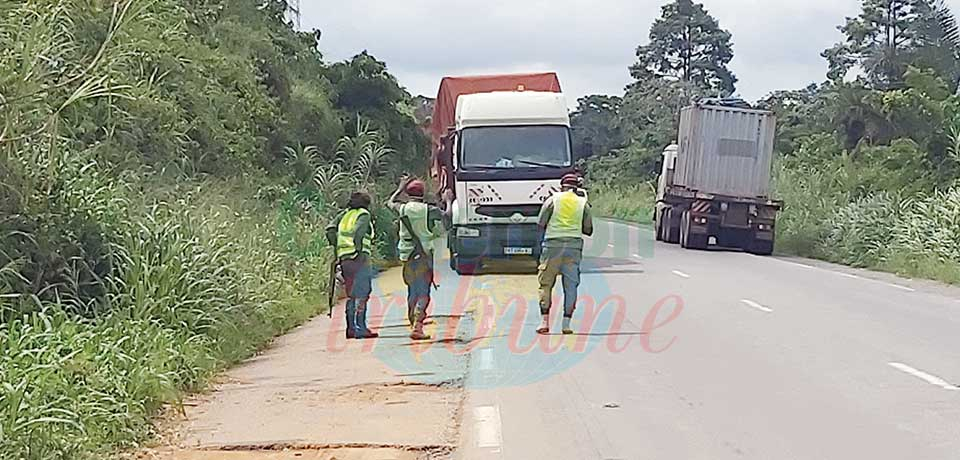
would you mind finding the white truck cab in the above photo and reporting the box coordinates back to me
[446,91,573,274]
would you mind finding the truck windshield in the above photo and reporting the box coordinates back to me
[460,126,571,169]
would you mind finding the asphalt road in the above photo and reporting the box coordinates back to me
[446,219,960,460]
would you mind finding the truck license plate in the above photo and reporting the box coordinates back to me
[504,247,533,255]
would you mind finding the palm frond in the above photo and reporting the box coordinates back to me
[934,0,960,51]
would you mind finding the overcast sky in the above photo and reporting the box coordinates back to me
[300,0,960,104]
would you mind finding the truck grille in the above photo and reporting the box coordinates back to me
[476,204,543,218]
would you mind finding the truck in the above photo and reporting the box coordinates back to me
[654,101,782,255]
[429,73,574,274]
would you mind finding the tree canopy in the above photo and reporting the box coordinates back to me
[570,95,627,158]
[632,0,737,96]
[823,0,960,88]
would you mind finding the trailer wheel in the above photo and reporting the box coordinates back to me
[747,239,774,256]
[680,211,708,250]
[663,208,681,244]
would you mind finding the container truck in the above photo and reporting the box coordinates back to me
[429,73,574,274]
[654,101,782,255]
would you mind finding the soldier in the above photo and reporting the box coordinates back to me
[536,173,593,335]
[326,191,379,339]
[389,177,448,341]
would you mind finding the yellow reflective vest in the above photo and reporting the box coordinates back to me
[545,191,588,240]
[337,208,373,259]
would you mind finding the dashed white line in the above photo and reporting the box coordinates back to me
[608,243,615,248]
[741,299,773,313]
[633,254,643,259]
[888,362,959,391]
[474,405,503,449]
[672,270,691,279]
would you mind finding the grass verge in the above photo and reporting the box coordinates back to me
[0,181,331,460]
[589,184,656,225]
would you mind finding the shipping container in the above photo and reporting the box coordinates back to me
[655,102,782,255]
[674,104,777,199]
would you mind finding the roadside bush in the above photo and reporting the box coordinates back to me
[0,184,329,459]
[0,2,413,458]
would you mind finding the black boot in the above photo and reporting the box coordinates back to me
[345,298,357,339]
[355,298,379,339]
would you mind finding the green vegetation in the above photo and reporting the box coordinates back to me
[579,0,960,284]
[589,184,656,225]
[631,0,737,95]
[0,1,422,458]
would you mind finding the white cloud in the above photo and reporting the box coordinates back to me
[300,0,960,102]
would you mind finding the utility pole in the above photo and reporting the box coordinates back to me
[287,0,301,29]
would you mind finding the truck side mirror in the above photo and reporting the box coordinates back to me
[440,133,455,167]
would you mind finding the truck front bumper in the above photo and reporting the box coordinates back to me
[451,224,541,259]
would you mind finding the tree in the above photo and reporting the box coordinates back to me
[570,95,627,158]
[758,84,825,154]
[823,0,960,88]
[620,77,706,150]
[632,0,737,95]
[325,52,429,176]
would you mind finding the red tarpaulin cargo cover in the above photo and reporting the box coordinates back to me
[429,73,562,147]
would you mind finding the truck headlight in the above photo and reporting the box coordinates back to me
[457,227,480,238]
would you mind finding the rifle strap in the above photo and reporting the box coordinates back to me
[400,205,428,258]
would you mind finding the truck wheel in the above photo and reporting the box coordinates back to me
[747,239,774,256]
[453,256,480,275]
[680,211,708,250]
[654,209,665,241]
[664,208,681,244]
[448,239,457,270]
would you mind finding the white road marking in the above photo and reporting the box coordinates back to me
[779,260,816,269]
[474,405,503,449]
[478,348,494,371]
[608,243,615,248]
[886,283,916,292]
[672,270,691,279]
[888,362,959,391]
[633,254,643,259]
[774,258,917,293]
[741,299,773,313]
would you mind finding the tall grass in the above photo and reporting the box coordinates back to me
[0,2,406,458]
[0,182,330,459]
[774,135,960,284]
[820,187,960,283]
[588,183,656,225]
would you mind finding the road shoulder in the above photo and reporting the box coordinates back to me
[135,267,466,460]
